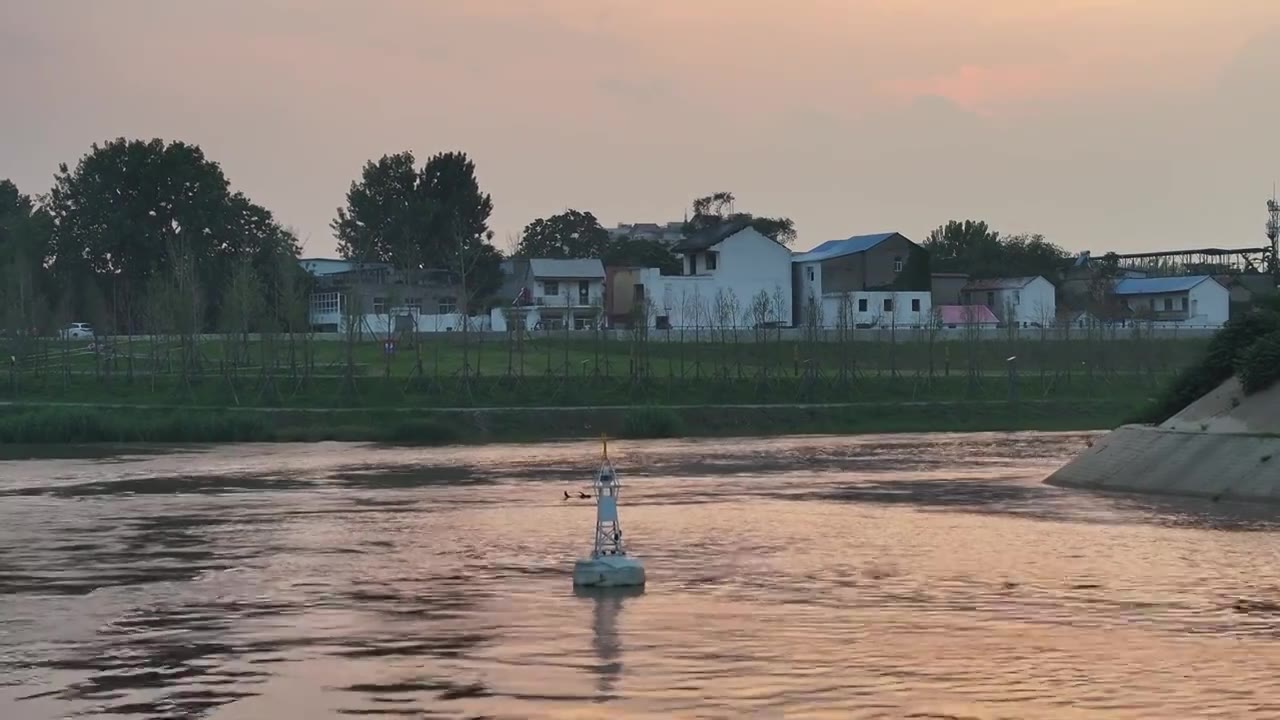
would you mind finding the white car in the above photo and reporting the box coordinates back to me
[60,322,95,340]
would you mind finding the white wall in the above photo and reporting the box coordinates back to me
[1004,277,1057,327]
[803,291,933,329]
[532,277,605,307]
[649,228,793,328]
[1117,281,1229,328]
[1189,280,1230,327]
[311,309,488,335]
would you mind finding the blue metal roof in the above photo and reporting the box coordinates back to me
[1112,276,1215,295]
[791,232,899,263]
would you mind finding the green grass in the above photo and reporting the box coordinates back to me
[6,333,1211,381]
[0,371,1164,409]
[0,399,1129,447]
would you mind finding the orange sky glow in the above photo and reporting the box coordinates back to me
[2,0,1278,254]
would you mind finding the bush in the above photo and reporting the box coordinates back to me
[1237,330,1280,395]
[621,407,685,439]
[0,407,274,444]
[1136,307,1280,424]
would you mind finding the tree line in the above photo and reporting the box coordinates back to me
[2,136,1074,343]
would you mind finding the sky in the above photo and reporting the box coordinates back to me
[3,0,1279,257]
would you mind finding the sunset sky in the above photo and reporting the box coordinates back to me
[3,1,1279,256]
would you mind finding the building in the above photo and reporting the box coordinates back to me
[791,232,932,328]
[961,276,1057,327]
[1111,275,1230,328]
[607,221,793,329]
[930,272,970,306]
[606,221,685,245]
[302,260,473,334]
[604,266,655,329]
[497,258,606,331]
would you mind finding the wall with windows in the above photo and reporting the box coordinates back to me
[803,290,933,329]
[531,277,605,307]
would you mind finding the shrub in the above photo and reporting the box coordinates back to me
[621,407,685,439]
[1237,330,1280,395]
[1136,307,1280,424]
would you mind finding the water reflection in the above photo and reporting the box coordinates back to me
[574,585,644,699]
[5,434,1280,719]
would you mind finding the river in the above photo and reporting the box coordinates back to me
[3,433,1280,719]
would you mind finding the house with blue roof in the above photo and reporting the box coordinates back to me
[791,232,932,328]
[1111,275,1229,328]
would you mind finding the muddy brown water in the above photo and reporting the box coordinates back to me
[3,433,1280,719]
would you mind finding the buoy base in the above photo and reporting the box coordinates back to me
[572,555,646,587]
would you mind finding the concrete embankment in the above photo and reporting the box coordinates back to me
[1045,378,1280,502]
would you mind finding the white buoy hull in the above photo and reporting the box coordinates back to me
[573,556,646,587]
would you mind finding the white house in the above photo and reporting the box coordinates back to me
[1112,275,1230,328]
[494,258,606,331]
[960,276,1056,327]
[301,261,485,335]
[790,232,932,328]
[633,221,793,329]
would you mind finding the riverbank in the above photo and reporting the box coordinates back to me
[0,399,1131,446]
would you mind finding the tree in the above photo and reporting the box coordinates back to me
[46,138,296,331]
[333,151,429,265]
[0,180,53,349]
[684,191,796,245]
[333,150,502,299]
[602,237,681,275]
[514,209,609,258]
[924,220,1068,280]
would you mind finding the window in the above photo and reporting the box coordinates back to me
[1181,297,1189,311]
[858,298,868,312]
[578,280,590,304]
[883,298,894,312]
[706,252,718,271]
[807,267,815,282]
[1013,290,1021,304]
[1149,298,1156,309]
[373,297,388,315]
[1164,297,1174,311]
[438,296,458,315]
[574,315,594,330]
[310,291,341,315]
[544,280,560,297]
[986,291,995,307]
[633,283,645,302]
[404,297,422,313]
[893,257,904,272]
[656,315,671,330]
[911,298,921,312]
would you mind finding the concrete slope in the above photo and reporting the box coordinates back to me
[1046,376,1280,502]
[1160,376,1280,435]
[1044,424,1280,501]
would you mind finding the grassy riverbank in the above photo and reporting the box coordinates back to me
[0,399,1129,446]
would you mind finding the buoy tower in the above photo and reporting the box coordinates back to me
[572,437,646,587]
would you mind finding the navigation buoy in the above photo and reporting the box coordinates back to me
[572,436,646,588]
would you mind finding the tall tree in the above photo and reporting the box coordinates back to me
[684,191,796,245]
[0,180,53,339]
[514,209,609,258]
[46,138,297,330]
[333,150,502,298]
[924,220,1067,280]
[332,151,426,265]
